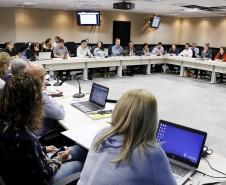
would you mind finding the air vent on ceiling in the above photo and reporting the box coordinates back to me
[182,5,226,12]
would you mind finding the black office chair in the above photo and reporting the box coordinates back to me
[108,46,112,56]
[64,42,76,57]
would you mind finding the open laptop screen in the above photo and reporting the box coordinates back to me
[156,120,207,168]
[89,83,109,107]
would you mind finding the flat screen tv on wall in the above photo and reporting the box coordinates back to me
[77,11,100,26]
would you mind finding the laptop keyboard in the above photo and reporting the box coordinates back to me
[169,162,190,177]
[78,101,101,111]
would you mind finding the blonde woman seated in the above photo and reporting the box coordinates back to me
[78,89,176,185]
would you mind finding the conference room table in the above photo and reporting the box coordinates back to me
[45,83,226,185]
[36,55,226,84]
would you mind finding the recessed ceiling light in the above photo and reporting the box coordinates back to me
[23,2,39,6]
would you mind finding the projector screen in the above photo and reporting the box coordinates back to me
[150,16,161,28]
[77,11,100,26]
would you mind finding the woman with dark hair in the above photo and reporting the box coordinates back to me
[93,41,109,77]
[0,73,87,185]
[143,43,150,56]
[93,41,105,57]
[214,47,226,82]
[26,42,39,61]
[42,38,53,52]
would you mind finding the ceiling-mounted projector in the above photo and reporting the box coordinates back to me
[113,0,135,10]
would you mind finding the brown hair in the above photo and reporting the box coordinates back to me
[59,39,64,43]
[0,73,44,130]
[95,89,158,163]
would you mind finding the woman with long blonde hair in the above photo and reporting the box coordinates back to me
[78,89,176,185]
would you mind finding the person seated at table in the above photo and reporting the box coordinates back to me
[4,41,18,57]
[53,36,61,48]
[151,42,164,72]
[18,43,30,60]
[191,43,200,58]
[124,41,136,56]
[26,42,40,61]
[24,63,65,138]
[42,38,53,52]
[194,43,212,78]
[78,89,176,185]
[168,44,179,56]
[178,43,193,77]
[214,47,226,82]
[0,73,87,185]
[178,43,193,58]
[124,41,137,76]
[111,38,123,56]
[53,39,69,59]
[93,41,109,78]
[0,52,11,90]
[201,43,212,59]
[77,40,93,58]
[143,43,150,56]
[167,44,179,72]
[3,58,29,82]
[151,42,164,56]
[93,41,105,57]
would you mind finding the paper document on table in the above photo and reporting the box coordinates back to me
[87,113,112,120]
[62,123,110,149]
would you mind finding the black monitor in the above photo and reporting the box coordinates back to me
[77,11,100,26]
[150,16,161,28]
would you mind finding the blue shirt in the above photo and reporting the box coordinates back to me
[43,92,65,120]
[111,45,123,56]
[78,133,176,185]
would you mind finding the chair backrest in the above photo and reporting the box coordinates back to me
[108,46,113,56]
[64,42,76,57]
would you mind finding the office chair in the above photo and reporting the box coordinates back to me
[65,42,76,57]
[108,46,112,56]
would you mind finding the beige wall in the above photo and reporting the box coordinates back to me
[0,8,225,47]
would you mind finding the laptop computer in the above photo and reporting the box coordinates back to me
[156,120,207,185]
[38,52,51,60]
[71,83,109,113]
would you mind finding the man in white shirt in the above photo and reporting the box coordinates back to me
[179,43,193,57]
[77,40,93,58]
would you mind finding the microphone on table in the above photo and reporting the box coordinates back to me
[73,78,85,98]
